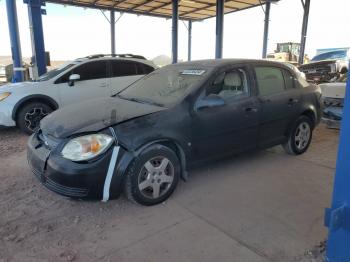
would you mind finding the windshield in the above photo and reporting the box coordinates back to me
[37,62,76,82]
[118,65,212,107]
[311,50,348,62]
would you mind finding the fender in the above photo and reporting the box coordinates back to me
[12,94,59,121]
[108,139,188,199]
[134,139,188,181]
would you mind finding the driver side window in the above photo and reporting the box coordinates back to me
[207,68,250,101]
[55,61,108,84]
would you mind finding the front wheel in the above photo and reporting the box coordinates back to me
[283,116,313,155]
[17,102,53,134]
[124,144,180,206]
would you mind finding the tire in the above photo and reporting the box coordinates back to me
[283,115,313,155]
[17,102,53,135]
[124,144,180,206]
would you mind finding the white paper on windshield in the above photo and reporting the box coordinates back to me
[180,70,206,76]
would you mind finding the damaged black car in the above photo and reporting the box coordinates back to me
[27,59,322,206]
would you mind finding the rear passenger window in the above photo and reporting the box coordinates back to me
[283,70,295,89]
[255,67,285,96]
[111,61,137,77]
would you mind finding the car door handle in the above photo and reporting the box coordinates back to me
[288,98,299,105]
[245,107,258,113]
[99,83,108,87]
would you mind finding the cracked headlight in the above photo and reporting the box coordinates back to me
[0,92,11,102]
[62,134,113,161]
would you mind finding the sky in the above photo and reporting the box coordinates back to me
[0,0,349,62]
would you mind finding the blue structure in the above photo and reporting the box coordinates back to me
[325,61,350,261]
[5,0,24,82]
[299,0,310,65]
[171,0,179,64]
[215,0,224,59]
[262,0,271,58]
[188,20,192,61]
[110,10,116,55]
[24,0,47,76]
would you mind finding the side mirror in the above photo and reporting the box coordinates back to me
[68,74,80,86]
[195,94,225,110]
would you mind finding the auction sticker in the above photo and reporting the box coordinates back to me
[181,70,206,76]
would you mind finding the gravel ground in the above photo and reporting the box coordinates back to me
[0,125,338,262]
[0,127,28,158]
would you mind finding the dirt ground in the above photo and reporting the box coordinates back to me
[0,125,339,262]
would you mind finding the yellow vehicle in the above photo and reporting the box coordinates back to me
[267,42,309,65]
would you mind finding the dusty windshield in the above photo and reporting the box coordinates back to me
[37,62,76,82]
[118,65,212,107]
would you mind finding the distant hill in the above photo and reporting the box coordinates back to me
[152,55,171,67]
[0,56,67,70]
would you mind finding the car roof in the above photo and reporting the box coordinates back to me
[72,56,157,68]
[173,58,293,70]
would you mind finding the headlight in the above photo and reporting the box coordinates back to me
[0,92,11,102]
[62,134,113,161]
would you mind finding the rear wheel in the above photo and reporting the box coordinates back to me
[124,144,180,206]
[283,115,313,155]
[17,102,53,134]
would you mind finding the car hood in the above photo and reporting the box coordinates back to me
[0,81,42,92]
[40,97,166,138]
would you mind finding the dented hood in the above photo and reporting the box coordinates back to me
[40,97,165,138]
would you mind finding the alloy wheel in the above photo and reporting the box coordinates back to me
[24,107,48,132]
[294,122,311,151]
[137,156,175,199]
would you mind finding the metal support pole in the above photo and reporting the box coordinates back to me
[110,10,116,55]
[25,0,47,77]
[298,0,310,65]
[6,0,24,82]
[262,1,271,58]
[188,20,192,61]
[172,0,179,64]
[215,0,224,59]
[325,61,350,261]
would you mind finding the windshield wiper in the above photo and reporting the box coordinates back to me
[115,94,164,107]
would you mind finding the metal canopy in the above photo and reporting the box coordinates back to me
[46,0,267,21]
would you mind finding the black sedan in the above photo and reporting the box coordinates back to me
[28,59,322,205]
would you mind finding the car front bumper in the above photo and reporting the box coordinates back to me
[27,132,132,200]
[0,101,16,127]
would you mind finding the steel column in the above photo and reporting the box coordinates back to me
[172,0,179,64]
[110,10,116,55]
[6,0,24,82]
[215,0,224,59]
[325,60,350,261]
[262,1,271,58]
[188,20,192,61]
[298,0,310,65]
[25,0,47,77]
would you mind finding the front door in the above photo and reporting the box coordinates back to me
[55,60,110,106]
[192,66,260,159]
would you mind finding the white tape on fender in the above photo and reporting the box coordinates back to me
[102,146,120,202]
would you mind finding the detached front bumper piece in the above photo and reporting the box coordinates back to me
[27,132,115,199]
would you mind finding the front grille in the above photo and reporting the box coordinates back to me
[45,177,89,197]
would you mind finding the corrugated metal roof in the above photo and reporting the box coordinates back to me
[46,0,267,21]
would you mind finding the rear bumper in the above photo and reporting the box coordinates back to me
[27,132,131,199]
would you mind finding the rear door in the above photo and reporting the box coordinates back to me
[55,60,110,106]
[109,60,152,95]
[254,65,301,147]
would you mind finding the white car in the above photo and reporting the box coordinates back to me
[0,54,157,134]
